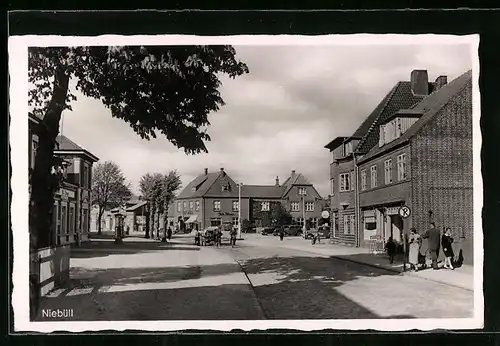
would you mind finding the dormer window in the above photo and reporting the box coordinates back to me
[379,111,421,147]
[298,187,307,196]
[343,141,353,156]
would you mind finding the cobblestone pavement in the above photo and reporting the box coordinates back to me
[217,239,474,319]
[35,235,473,321]
[35,236,264,321]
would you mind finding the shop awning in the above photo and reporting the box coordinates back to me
[186,215,199,223]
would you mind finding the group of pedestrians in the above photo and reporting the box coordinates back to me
[407,222,457,271]
[154,227,172,242]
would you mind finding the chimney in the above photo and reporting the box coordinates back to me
[220,167,225,176]
[410,70,429,96]
[291,170,296,176]
[204,168,208,175]
[275,176,280,186]
[434,75,448,91]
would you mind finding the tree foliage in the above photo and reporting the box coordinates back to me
[91,161,132,233]
[28,44,247,321]
[139,171,181,238]
[29,46,249,155]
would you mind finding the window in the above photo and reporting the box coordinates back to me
[361,169,367,191]
[351,171,355,190]
[370,165,378,188]
[330,179,335,196]
[261,201,270,211]
[82,208,88,232]
[298,217,305,227]
[210,217,221,227]
[291,202,300,211]
[397,154,408,181]
[333,212,339,238]
[60,205,67,234]
[195,201,200,211]
[232,200,239,212]
[31,135,38,170]
[213,200,221,211]
[343,141,353,156]
[305,202,314,212]
[339,173,351,192]
[189,201,194,210]
[82,164,90,188]
[183,202,188,211]
[177,202,181,212]
[232,217,239,227]
[69,204,75,234]
[343,214,356,235]
[221,184,230,192]
[298,187,307,196]
[384,159,393,184]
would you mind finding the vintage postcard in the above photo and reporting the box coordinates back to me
[9,34,483,332]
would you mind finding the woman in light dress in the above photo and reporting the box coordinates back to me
[408,228,422,271]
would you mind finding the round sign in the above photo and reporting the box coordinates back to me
[398,206,411,219]
[321,210,330,219]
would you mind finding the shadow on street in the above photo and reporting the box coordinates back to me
[71,239,200,259]
[240,255,406,319]
[67,262,243,288]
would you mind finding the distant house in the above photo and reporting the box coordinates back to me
[325,69,474,264]
[173,168,326,232]
[90,195,149,235]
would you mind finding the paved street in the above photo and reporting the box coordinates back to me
[35,234,473,321]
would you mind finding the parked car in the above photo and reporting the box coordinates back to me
[280,225,303,236]
[201,226,219,246]
[304,225,331,239]
[259,227,275,235]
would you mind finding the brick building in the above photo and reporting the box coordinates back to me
[325,69,474,264]
[173,168,326,232]
[325,70,430,246]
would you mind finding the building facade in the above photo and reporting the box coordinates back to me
[28,119,99,246]
[325,69,474,264]
[173,168,326,232]
[52,135,99,245]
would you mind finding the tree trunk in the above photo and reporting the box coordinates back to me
[147,203,154,238]
[97,208,104,234]
[29,62,70,319]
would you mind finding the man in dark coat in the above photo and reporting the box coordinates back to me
[422,222,441,269]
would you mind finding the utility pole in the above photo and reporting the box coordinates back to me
[238,182,242,240]
[302,195,306,233]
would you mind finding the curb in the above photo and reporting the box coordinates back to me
[262,242,474,293]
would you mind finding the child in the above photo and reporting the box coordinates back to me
[385,237,396,264]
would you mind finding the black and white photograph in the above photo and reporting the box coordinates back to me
[9,34,482,332]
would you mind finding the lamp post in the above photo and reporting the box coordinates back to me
[302,195,306,233]
[238,182,242,240]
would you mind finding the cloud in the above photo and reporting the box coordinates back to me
[59,41,473,197]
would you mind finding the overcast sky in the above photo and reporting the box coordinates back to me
[59,43,472,197]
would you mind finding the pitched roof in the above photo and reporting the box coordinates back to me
[355,81,428,153]
[126,201,147,211]
[54,135,100,162]
[241,185,283,199]
[358,70,472,164]
[281,172,313,196]
[177,172,220,199]
[56,135,85,151]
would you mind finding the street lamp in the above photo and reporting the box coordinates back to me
[238,182,242,240]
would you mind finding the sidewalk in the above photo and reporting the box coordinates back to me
[244,234,474,292]
[36,237,266,320]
